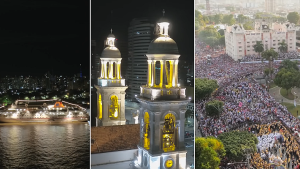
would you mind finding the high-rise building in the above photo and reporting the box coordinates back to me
[91,40,100,80]
[136,16,189,169]
[265,0,275,13]
[225,21,298,61]
[126,18,154,101]
[95,33,127,126]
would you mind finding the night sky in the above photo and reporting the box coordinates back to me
[92,0,194,63]
[0,0,89,77]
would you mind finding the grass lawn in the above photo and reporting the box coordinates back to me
[280,88,294,100]
[269,82,277,89]
[281,102,300,117]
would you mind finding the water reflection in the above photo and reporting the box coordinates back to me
[0,123,89,169]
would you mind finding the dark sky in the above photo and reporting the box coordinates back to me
[0,0,89,77]
[92,0,194,63]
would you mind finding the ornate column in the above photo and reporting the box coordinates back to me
[160,60,164,88]
[163,60,167,86]
[152,60,156,87]
[164,25,168,35]
[169,60,174,87]
[100,62,103,78]
[147,60,152,87]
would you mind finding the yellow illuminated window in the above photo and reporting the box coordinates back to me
[98,94,102,119]
[162,113,176,152]
[144,112,150,149]
[109,95,119,118]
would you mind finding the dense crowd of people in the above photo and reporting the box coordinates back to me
[241,51,300,62]
[195,38,300,168]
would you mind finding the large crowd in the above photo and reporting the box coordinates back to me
[241,51,300,62]
[195,39,300,169]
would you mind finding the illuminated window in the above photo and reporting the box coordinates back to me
[162,113,176,152]
[144,112,150,149]
[99,94,102,119]
[109,95,119,118]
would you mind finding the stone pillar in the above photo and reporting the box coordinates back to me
[178,109,186,150]
[151,112,161,153]
[159,23,163,34]
[102,92,109,122]
[152,60,156,86]
[120,91,126,123]
[164,25,168,35]
[104,62,107,79]
[160,60,164,88]
[163,61,167,86]
[169,60,174,87]
[147,60,152,87]
[117,61,121,79]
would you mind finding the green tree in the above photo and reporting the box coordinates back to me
[214,14,223,24]
[287,12,300,24]
[198,26,221,48]
[195,78,219,100]
[205,100,224,117]
[278,40,288,53]
[274,68,300,97]
[222,14,236,25]
[218,29,224,36]
[218,131,258,162]
[0,94,13,106]
[262,48,279,79]
[237,14,250,24]
[218,35,225,47]
[206,37,219,49]
[243,21,253,30]
[255,13,262,19]
[195,137,226,169]
[195,10,207,29]
[253,41,264,57]
[279,59,299,71]
[264,68,274,78]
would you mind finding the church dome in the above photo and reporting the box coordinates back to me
[157,16,169,23]
[107,33,115,38]
[147,37,179,54]
[101,47,121,58]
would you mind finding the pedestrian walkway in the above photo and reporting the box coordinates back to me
[269,86,300,105]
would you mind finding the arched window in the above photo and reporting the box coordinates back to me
[144,112,150,149]
[109,95,119,118]
[98,94,102,119]
[162,113,176,152]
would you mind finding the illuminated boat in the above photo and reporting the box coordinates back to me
[0,100,89,123]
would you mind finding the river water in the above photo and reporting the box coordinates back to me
[0,123,90,169]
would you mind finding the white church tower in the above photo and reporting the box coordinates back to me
[136,11,190,169]
[95,31,128,126]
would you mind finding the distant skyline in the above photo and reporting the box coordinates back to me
[0,0,89,77]
[92,0,194,63]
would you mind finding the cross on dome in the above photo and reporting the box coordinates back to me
[162,9,165,16]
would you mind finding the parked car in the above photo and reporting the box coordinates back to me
[185,143,193,148]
